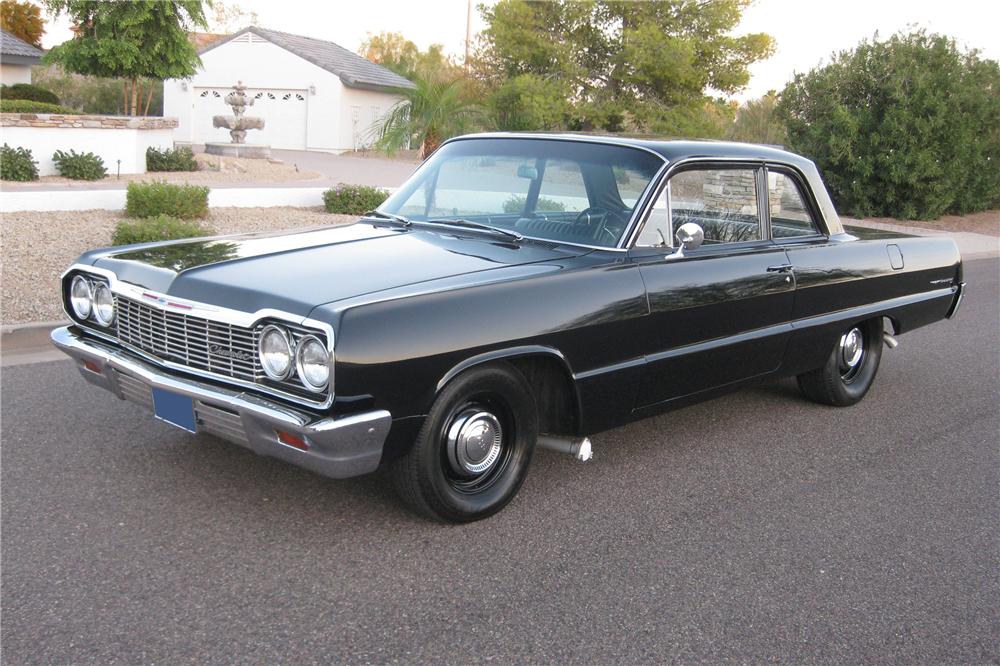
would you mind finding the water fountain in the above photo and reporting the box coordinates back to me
[205,81,271,159]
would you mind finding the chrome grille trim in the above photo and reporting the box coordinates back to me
[115,295,259,383]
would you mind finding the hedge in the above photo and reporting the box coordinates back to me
[125,181,209,219]
[146,146,198,172]
[112,215,212,245]
[1,83,60,105]
[0,99,77,114]
[323,183,390,215]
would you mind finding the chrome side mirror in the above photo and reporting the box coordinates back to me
[665,222,704,259]
[676,222,704,250]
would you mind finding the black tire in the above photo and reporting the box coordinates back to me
[797,318,884,406]
[390,363,538,523]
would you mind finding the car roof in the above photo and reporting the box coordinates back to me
[449,132,813,169]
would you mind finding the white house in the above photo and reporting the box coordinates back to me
[163,27,415,152]
[1,29,43,85]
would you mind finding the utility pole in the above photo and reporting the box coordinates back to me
[465,0,472,70]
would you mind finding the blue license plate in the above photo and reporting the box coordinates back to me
[151,388,197,433]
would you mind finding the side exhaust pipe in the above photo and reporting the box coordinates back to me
[883,332,899,349]
[537,435,593,462]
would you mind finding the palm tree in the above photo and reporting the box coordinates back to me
[375,74,484,158]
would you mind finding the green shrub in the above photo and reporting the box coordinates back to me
[112,214,212,246]
[52,149,107,180]
[0,99,77,114]
[0,144,39,181]
[323,183,390,214]
[778,30,1000,220]
[125,181,209,219]
[1,83,60,105]
[146,146,198,172]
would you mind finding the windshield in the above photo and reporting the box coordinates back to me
[379,138,664,248]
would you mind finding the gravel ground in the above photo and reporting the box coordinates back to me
[6,152,323,189]
[1,207,355,325]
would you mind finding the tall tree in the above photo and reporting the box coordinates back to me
[726,92,786,145]
[476,0,773,133]
[1,0,45,47]
[360,31,455,81]
[42,0,207,116]
[778,31,1000,220]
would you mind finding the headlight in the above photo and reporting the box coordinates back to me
[295,335,330,392]
[259,325,293,380]
[92,283,115,326]
[70,275,93,319]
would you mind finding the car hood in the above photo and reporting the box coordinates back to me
[85,222,589,317]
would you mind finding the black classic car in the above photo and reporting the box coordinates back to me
[53,134,965,522]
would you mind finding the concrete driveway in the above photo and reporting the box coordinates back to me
[270,149,420,188]
[1,258,997,664]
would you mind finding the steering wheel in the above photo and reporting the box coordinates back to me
[574,206,625,244]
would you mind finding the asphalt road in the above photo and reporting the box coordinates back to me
[2,258,998,664]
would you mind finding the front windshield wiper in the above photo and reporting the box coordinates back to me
[364,209,411,226]
[424,218,523,242]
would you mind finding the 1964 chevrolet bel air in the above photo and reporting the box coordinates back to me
[52,134,964,522]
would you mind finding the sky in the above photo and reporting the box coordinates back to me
[39,0,999,103]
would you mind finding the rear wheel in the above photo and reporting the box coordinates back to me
[390,363,538,522]
[797,318,884,406]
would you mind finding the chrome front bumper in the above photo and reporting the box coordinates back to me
[51,326,391,479]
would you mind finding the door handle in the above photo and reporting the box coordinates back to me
[767,264,794,273]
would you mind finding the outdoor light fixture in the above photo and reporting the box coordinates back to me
[309,84,316,95]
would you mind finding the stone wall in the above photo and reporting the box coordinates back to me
[0,113,178,130]
[703,170,758,214]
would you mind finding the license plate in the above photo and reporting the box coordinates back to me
[151,388,197,433]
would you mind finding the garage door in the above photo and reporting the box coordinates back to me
[194,87,308,150]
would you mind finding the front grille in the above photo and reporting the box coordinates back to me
[116,295,258,382]
[111,294,327,402]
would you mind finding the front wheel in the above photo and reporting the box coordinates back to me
[390,363,538,522]
[797,318,884,406]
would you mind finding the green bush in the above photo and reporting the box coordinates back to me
[0,99,77,114]
[125,181,209,219]
[778,30,1000,220]
[52,149,107,180]
[0,144,39,181]
[146,146,198,172]
[112,214,212,246]
[323,183,390,214]
[1,83,60,105]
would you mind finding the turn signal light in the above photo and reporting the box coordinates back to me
[276,430,309,451]
[83,360,102,374]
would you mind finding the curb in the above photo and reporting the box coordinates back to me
[1,319,68,335]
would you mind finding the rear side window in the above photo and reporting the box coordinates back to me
[768,171,821,238]
[670,168,761,244]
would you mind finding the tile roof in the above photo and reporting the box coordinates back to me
[1,29,44,60]
[200,26,415,92]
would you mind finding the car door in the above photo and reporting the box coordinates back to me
[629,163,796,408]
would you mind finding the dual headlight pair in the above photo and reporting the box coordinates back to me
[70,275,115,327]
[258,325,330,393]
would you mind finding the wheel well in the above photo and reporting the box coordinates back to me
[505,356,580,437]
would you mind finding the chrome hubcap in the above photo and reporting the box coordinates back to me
[839,327,865,379]
[447,409,503,477]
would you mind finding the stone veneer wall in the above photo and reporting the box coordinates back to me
[0,113,178,130]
